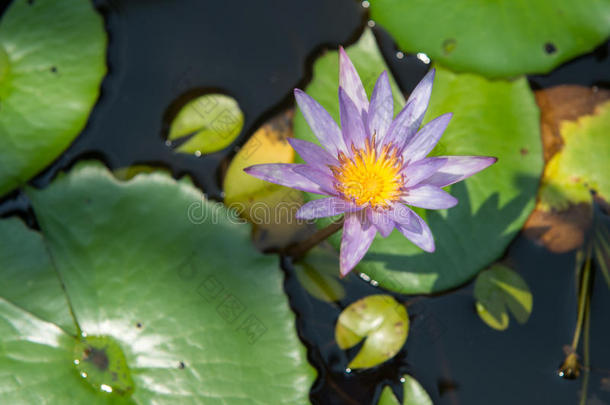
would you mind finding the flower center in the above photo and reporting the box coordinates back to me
[331,140,404,209]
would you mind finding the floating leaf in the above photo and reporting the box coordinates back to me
[539,100,610,210]
[168,93,244,155]
[294,245,346,303]
[474,264,533,330]
[0,0,107,197]
[113,164,170,181]
[223,109,307,249]
[378,375,433,405]
[524,86,610,252]
[0,217,75,334]
[370,0,610,78]
[293,30,542,294]
[335,295,408,369]
[0,162,315,403]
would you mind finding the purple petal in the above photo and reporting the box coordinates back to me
[339,87,368,149]
[402,68,435,134]
[340,212,377,276]
[382,68,435,147]
[402,157,447,188]
[293,165,338,195]
[382,99,415,147]
[296,197,362,220]
[401,185,458,210]
[287,138,339,171]
[368,71,393,139]
[368,208,394,238]
[339,46,369,115]
[401,113,452,163]
[393,206,435,252]
[406,68,435,124]
[425,156,498,188]
[389,203,418,231]
[294,89,346,155]
[244,164,329,195]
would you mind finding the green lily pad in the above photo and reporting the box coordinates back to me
[474,264,533,330]
[167,93,244,155]
[293,30,542,294]
[539,101,610,210]
[335,295,408,369]
[0,0,107,197]
[369,0,610,78]
[378,375,433,405]
[0,162,315,403]
[294,245,346,303]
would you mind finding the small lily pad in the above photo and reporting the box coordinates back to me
[378,375,433,405]
[223,109,307,249]
[294,245,346,303]
[474,264,533,331]
[167,93,244,155]
[370,0,610,78]
[335,294,408,369]
[0,0,107,197]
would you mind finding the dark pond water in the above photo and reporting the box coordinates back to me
[1,1,609,404]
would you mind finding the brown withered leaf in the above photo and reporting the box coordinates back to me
[523,203,592,253]
[535,86,610,162]
[524,86,610,253]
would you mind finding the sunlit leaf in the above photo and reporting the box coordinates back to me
[378,375,433,405]
[335,295,408,369]
[293,30,542,294]
[524,86,610,252]
[223,109,307,249]
[167,93,244,155]
[474,264,533,331]
[0,0,107,197]
[113,164,171,181]
[370,0,610,78]
[0,161,315,403]
[539,100,610,211]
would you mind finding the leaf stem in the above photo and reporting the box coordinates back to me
[285,216,345,261]
[578,282,592,405]
[571,244,592,351]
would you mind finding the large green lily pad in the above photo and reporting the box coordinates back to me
[0,162,315,403]
[369,0,610,78]
[293,31,542,294]
[0,0,107,197]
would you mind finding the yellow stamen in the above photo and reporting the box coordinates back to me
[331,138,404,209]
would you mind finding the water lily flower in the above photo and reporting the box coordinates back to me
[245,48,496,276]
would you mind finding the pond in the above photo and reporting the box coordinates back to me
[0,0,609,404]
